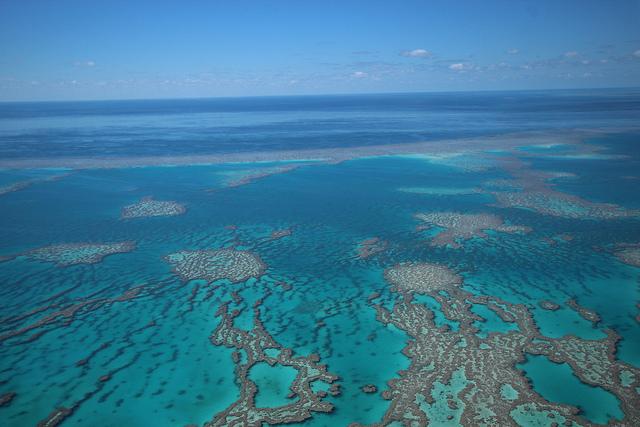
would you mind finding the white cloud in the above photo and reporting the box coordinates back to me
[351,71,368,78]
[563,51,579,58]
[506,48,519,55]
[633,49,640,58]
[448,63,465,71]
[401,48,431,58]
[74,60,96,67]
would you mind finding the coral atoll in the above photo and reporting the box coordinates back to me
[26,242,135,267]
[121,196,186,219]
[165,249,266,283]
[415,212,531,248]
[384,262,463,294]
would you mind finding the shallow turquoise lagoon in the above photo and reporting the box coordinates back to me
[518,355,623,424]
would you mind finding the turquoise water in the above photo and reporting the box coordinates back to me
[518,355,623,424]
[470,303,519,338]
[249,362,299,408]
[1,93,639,426]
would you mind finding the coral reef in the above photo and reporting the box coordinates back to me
[206,296,339,426]
[165,249,266,283]
[538,300,561,311]
[270,228,293,240]
[485,157,639,220]
[611,243,640,267]
[223,165,300,188]
[0,286,142,343]
[491,191,636,220]
[361,385,378,394]
[0,180,32,196]
[357,237,388,259]
[415,212,531,249]
[121,196,186,219]
[37,407,73,427]
[566,299,600,324]
[26,241,135,266]
[384,262,462,294]
[0,172,72,197]
[0,392,16,407]
[361,261,640,426]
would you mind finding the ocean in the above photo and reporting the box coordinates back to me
[0,90,639,426]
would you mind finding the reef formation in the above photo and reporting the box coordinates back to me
[0,180,32,196]
[538,300,561,311]
[611,243,640,267]
[0,285,142,344]
[121,196,186,219]
[165,249,266,283]
[398,187,480,196]
[357,237,389,259]
[223,165,300,188]
[26,242,135,267]
[485,157,639,220]
[415,212,531,249]
[0,172,71,197]
[206,295,339,426]
[363,262,640,426]
[270,228,293,240]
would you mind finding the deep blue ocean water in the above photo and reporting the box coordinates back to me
[1,89,640,159]
[0,90,639,426]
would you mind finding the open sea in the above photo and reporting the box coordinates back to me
[0,90,639,426]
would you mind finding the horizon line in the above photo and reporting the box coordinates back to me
[2,85,640,105]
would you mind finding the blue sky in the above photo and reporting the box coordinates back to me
[1,0,639,101]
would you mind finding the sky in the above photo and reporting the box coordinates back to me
[1,0,639,101]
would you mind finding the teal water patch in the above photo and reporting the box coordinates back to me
[500,383,519,401]
[249,362,299,408]
[569,261,640,366]
[619,370,635,387]
[518,355,623,424]
[532,304,606,340]
[470,303,518,337]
